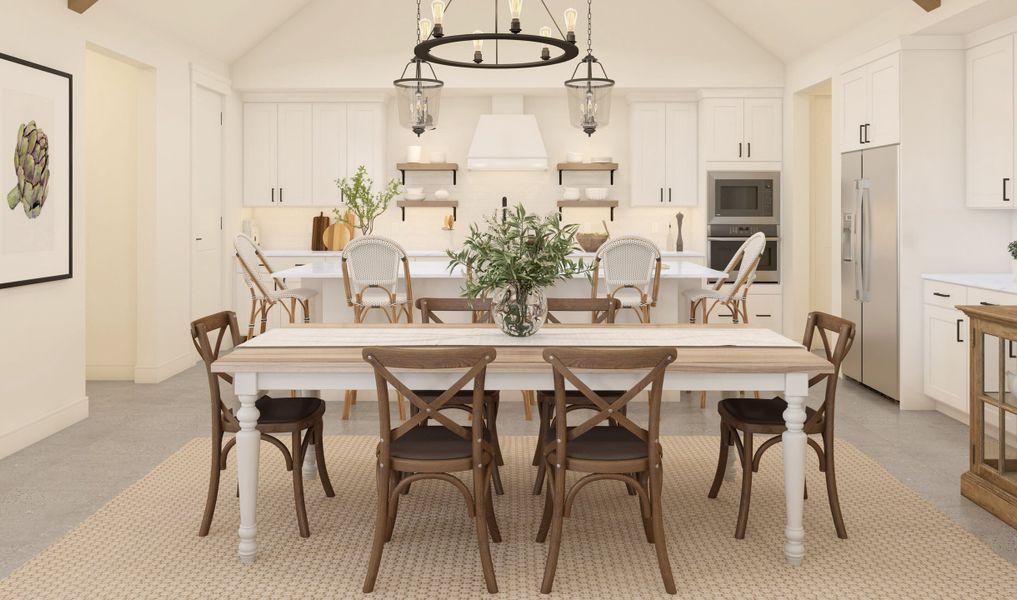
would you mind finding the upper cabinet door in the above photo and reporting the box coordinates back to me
[702,99,744,162]
[346,103,386,191]
[743,98,781,161]
[312,104,348,207]
[629,103,668,206]
[243,104,278,207]
[664,103,698,206]
[967,35,1015,208]
[276,103,314,206]
[841,65,868,153]
[866,54,900,148]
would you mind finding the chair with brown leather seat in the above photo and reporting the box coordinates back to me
[537,346,678,595]
[362,346,501,594]
[530,297,622,495]
[191,311,334,539]
[707,311,856,540]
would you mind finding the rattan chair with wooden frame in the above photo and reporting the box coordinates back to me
[234,234,317,339]
[537,346,678,595]
[362,346,501,594]
[339,236,413,421]
[415,297,505,495]
[191,311,334,539]
[707,311,856,540]
[590,236,662,323]
[530,297,623,495]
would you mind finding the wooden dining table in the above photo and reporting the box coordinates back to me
[212,323,832,567]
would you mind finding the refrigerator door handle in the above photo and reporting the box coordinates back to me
[852,180,864,301]
[860,180,873,302]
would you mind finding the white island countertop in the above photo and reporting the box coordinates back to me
[276,259,725,280]
[922,273,1017,294]
[263,248,706,259]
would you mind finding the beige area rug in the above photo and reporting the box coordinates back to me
[2,436,1016,599]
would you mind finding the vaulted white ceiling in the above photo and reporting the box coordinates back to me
[700,0,902,62]
[96,0,314,63]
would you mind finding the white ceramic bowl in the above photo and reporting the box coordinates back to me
[404,187,424,200]
[434,189,450,200]
[590,156,613,163]
[566,151,584,163]
[562,187,581,200]
[585,187,608,200]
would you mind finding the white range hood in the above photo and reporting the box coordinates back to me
[466,97,548,171]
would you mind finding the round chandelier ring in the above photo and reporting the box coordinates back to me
[415,33,580,70]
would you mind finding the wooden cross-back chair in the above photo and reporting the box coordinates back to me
[190,311,333,539]
[590,236,662,323]
[529,297,622,494]
[362,346,501,594]
[234,234,317,339]
[708,311,856,540]
[537,346,678,595]
[413,296,504,495]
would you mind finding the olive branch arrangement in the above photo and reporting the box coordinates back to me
[334,166,401,236]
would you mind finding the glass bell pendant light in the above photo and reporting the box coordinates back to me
[563,0,614,136]
[394,0,444,136]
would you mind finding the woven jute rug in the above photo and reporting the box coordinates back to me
[2,436,1015,599]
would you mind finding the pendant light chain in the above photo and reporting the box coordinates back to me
[416,0,422,43]
[586,0,593,56]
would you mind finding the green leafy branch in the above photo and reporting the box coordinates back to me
[334,165,401,235]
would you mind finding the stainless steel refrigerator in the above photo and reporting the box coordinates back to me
[840,145,899,401]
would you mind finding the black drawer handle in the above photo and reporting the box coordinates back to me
[980,301,998,306]
[956,319,963,343]
[932,292,950,298]
[755,314,772,318]
[1010,340,1016,359]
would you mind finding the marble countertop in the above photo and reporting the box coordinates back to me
[922,273,1017,293]
[263,248,706,259]
[275,260,725,280]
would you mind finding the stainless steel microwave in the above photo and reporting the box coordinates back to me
[707,171,780,225]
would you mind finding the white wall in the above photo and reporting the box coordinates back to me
[808,94,833,316]
[0,0,229,459]
[245,95,708,255]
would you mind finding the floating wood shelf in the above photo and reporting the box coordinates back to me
[397,162,459,185]
[556,199,619,221]
[557,162,619,185]
[396,199,458,221]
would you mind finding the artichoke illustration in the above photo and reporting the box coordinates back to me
[7,121,50,219]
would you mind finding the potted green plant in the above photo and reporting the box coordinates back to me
[334,165,401,236]
[448,204,590,337]
[1009,241,1017,280]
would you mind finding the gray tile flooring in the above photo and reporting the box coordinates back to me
[1,367,1016,579]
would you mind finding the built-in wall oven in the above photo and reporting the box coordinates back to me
[707,224,780,283]
[708,171,780,225]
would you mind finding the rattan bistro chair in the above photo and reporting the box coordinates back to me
[708,311,856,540]
[362,346,501,594]
[191,311,333,539]
[591,236,662,323]
[234,234,317,339]
[537,347,678,595]
[415,297,504,495]
[684,231,766,326]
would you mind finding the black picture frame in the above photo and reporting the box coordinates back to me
[0,52,73,289]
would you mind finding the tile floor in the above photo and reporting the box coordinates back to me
[1,367,1015,578]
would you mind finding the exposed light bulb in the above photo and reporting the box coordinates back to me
[473,31,484,52]
[431,0,444,24]
[508,0,523,19]
[539,25,552,37]
[418,18,433,41]
[564,8,578,32]
[539,26,552,60]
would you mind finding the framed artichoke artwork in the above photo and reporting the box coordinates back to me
[0,53,72,289]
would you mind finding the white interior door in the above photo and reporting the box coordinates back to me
[191,85,224,320]
[966,35,1014,208]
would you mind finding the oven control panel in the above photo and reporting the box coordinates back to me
[707,224,780,238]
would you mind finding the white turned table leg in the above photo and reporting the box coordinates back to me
[235,374,261,564]
[301,389,319,480]
[782,372,809,565]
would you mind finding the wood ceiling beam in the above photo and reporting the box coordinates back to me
[68,0,99,14]
[913,0,941,12]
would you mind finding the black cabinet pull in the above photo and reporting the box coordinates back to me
[755,314,772,318]
[980,301,998,306]
[1004,178,1010,202]
[668,188,672,203]
[956,319,964,343]
[195,237,203,241]
[859,124,864,145]
[863,124,870,144]
[747,142,751,157]
[659,188,663,203]
[738,142,742,158]
[932,292,950,298]
[279,188,284,203]
[1010,340,1016,359]
[271,187,275,203]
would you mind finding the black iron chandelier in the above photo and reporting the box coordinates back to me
[564,0,614,136]
[396,0,614,137]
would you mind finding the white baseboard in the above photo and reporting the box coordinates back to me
[86,363,135,381]
[134,352,198,384]
[0,396,89,460]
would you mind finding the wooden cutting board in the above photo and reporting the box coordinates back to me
[322,211,355,250]
[311,212,330,251]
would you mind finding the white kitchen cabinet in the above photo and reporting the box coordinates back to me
[701,98,781,162]
[629,102,698,206]
[923,304,969,413]
[841,53,900,153]
[245,101,386,208]
[966,35,1015,209]
[243,104,278,207]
